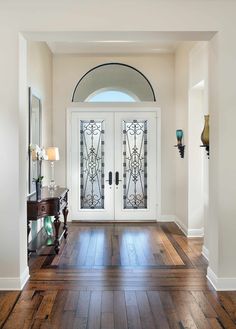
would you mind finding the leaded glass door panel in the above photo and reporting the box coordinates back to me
[70,112,114,220]
[114,112,157,220]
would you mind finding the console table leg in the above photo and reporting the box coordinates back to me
[54,215,61,254]
[62,207,68,239]
[27,220,31,239]
[27,220,31,257]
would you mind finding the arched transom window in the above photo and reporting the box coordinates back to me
[72,63,156,102]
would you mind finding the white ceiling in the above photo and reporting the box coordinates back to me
[46,40,180,55]
[24,31,216,55]
[47,40,181,54]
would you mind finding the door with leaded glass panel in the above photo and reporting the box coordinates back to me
[69,110,157,220]
[70,112,114,220]
[114,112,157,220]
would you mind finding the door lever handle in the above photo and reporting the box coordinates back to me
[106,171,113,185]
[115,171,122,186]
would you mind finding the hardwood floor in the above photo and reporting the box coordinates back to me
[1,222,236,329]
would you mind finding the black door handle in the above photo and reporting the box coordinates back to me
[106,171,112,185]
[115,171,122,185]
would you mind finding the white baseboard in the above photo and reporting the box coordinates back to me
[202,245,209,261]
[207,267,236,291]
[157,215,176,222]
[174,217,204,238]
[0,266,29,291]
[174,217,188,236]
[187,227,204,238]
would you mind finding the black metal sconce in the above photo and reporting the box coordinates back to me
[174,129,185,158]
[200,144,209,158]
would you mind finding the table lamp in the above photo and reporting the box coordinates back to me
[46,147,60,189]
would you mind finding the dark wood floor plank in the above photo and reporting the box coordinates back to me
[113,291,128,329]
[205,291,236,329]
[64,290,80,311]
[101,291,114,329]
[147,291,171,329]
[72,317,88,329]
[0,291,20,327]
[76,291,91,318]
[118,226,130,266]
[94,228,105,266]
[191,291,218,318]
[218,292,236,323]
[73,291,91,329]
[124,229,139,266]
[207,318,225,329]
[34,290,57,320]
[49,291,68,329]
[136,291,157,329]
[125,291,142,329]
[171,291,200,329]
[159,291,181,329]
[77,227,92,266]
[87,291,102,329]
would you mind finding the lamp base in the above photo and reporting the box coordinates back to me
[49,180,57,190]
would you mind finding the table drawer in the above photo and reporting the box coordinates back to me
[38,202,50,217]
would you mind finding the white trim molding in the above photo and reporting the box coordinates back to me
[187,227,204,238]
[202,245,209,261]
[174,217,188,236]
[207,267,236,291]
[175,217,204,238]
[157,215,177,222]
[0,267,29,291]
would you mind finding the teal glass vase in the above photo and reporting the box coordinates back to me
[176,129,183,145]
[44,216,53,236]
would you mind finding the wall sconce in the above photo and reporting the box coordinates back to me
[174,129,185,158]
[200,115,209,158]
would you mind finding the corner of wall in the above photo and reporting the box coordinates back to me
[207,267,236,291]
[0,266,29,291]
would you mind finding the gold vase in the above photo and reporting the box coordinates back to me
[201,115,209,145]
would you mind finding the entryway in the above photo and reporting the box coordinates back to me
[67,106,160,221]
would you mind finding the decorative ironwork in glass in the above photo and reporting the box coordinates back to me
[123,120,147,209]
[80,120,105,209]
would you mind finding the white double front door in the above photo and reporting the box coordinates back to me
[69,107,159,221]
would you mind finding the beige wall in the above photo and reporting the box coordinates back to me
[175,42,209,242]
[27,41,53,239]
[175,42,193,231]
[53,54,176,217]
[27,41,53,164]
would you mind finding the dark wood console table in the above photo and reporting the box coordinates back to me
[27,187,69,254]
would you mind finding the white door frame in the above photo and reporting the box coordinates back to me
[66,102,161,221]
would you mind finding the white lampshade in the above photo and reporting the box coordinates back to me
[46,147,60,161]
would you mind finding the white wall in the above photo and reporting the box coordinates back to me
[53,54,176,217]
[189,42,209,247]
[27,41,53,240]
[0,0,236,290]
[175,42,209,240]
[175,42,194,232]
[188,88,204,232]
